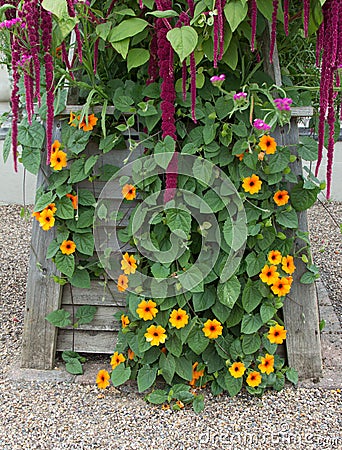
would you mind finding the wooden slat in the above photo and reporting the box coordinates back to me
[61,281,126,306]
[56,330,117,354]
[21,120,64,370]
[60,305,123,331]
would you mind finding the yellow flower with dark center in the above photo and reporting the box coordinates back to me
[45,203,57,214]
[121,252,137,275]
[259,265,280,285]
[79,113,98,131]
[66,193,78,210]
[242,174,262,194]
[282,255,296,274]
[259,135,277,154]
[144,324,167,346]
[202,319,223,339]
[169,308,189,329]
[268,250,282,265]
[122,184,136,200]
[246,371,262,387]
[96,369,110,389]
[229,362,246,378]
[121,314,130,328]
[190,362,205,387]
[268,323,287,344]
[32,211,41,221]
[258,354,275,375]
[117,274,129,292]
[51,140,61,154]
[136,299,158,321]
[273,190,290,206]
[286,276,293,286]
[60,240,76,255]
[175,400,184,409]
[50,149,67,171]
[271,277,291,297]
[38,209,55,231]
[110,351,126,369]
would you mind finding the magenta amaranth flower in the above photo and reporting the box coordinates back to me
[253,119,271,131]
[0,18,21,28]
[274,97,293,111]
[210,74,225,84]
[233,92,247,101]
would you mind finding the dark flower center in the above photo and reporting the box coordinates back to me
[275,331,279,336]
[267,271,271,277]
[145,307,150,312]
[279,284,283,289]
[57,157,61,163]
[177,315,181,321]
[250,181,255,186]
[265,361,269,366]
[46,217,50,222]
[210,325,216,331]
[278,194,283,199]
[128,189,133,194]
[235,366,239,371]
[266,140,271,147]
[251,375,256,380]
[153,332,159,337]
[66,244,71,249]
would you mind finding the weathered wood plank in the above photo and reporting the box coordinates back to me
[21,120,63,370]
[61,281,126,306]
[56,330,117,354]
[61,305,122,331]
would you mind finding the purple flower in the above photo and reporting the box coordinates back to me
[253,119,271,131]
[233,92,247,101]
[0,18,21,28]
[210,74,225,84]
[274,97,293,111]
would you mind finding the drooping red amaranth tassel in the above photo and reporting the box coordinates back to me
[250,0,257,51]
[283,0,289,36]
[66,0,83,63]
[303,0,310,38]
[269,0,279,63]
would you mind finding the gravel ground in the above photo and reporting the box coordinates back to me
[0,203,341,450]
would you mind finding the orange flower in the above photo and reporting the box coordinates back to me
[110,351,126,369]
[66,193,78,210]
[60,240,76,255]
[121,253,137,275]
[259,265,280,285]
[117,274,129,292]
[258,354,275,375]
[190,362,205,387]
[122,184,136,200]
[46,203,57,214]
[51,140,61,153]
[38,209,55,231]
[242,174,262,194]
[175,400,184,409]
[96,369,110,389]
[268,250,282,265]
[127,349,135,360]
[258,151,265,161]
[121,314,130,328]
[79,114,98,131]
[273,190,290,206]
[282,255,296,275]
[32,211,41,221]
[229,362,246,378]
[236,152,245,161]
[258,135,277,154]
[268,323,287,344]
[136,299,158,321]
[271,277,291,297]
[144,324,167,346]
[69,112,80,127]
[286,276,293,286]
[169,308,189,329]
[202,319,223,339]
[246,371,262,387]
[50,149,67,171]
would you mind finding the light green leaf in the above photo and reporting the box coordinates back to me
[96,22,112,41]
[111,38,130,59]
[188,327,209,354]
[34,191,56,212]
[45,308,71,328]
[166,26,198,62]
[146,389,169,404]
[111,364,131,387]
[2,129,11,163]
[225,373,243,396]
[42,0,69,18]
[70,268,91,289]
[298,136,318,161]
[21,146,41,175]
[146,10,179,18]
[166,208,191,234]
[137,365,158,392]
[224,0,248,32]
[217,276,241,308]
[72,232,94,256]
[127,48,150,71]
[286,368,298,385]
[65,358,83,375]
[109,18,148,42]
[260,301,276,323]
[276,209,298,229]
[75,305,97,325]
[47,239,60,259]
[55,252,75,277]
[18,118,45,149]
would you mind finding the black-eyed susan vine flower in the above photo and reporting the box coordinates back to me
[136,299,158,321]
[268,250,282,265]
[268,324,287,344]
[117,274,128,292]
[60,240,76,255]
[258,354,275,375]
[66,193,78,209]
[121,253,137,275]
[271,277,291,297]
[50,149,67,171]
[258,135,277,154]
[96,369,110,389]
[282,255,296,274]
[79,113,98,131]
[127,349,135,360]
[273,189,290,206]
[51,139,61,153]
[246,371,262,387]
[242,174,262,194]
[202,319,223,339]
[259,264,280,285]
[229,362,246,378]
[121,314,130,328]
[110,352,125,369]
[38,208,55,231]
[144,324,167,346]
[190,362,205,387]
[169,308,189,329]
[122,184,136,200]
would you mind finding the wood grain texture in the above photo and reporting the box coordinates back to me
[56,330,118,354]
[62,281,126,307]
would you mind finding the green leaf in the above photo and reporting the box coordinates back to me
[226,304,244,327]
[159,353,176,385]
[62,125,90,155]
[202,345,225,373]
[62,350,84,362]
[166,208,191,234]
[69,159,91,183]
[225,373,243,396]
[96,22,112,41]
[217,276,241,308]
[212,300,231,323]
[165,334,183,358]
[242,280,262,313]
[47,239,60,259]
[166,26,198,62]
[55,252,75,277]
[73,232,94,256]
[76,208,94,228]
[75,305,97,325]
[21,146,41,175]
[241,313,263,334]
[78,189,96,206]
[242,333,261,355]
[55,196,75,220]
[274,372,285,391]
[175,357,193,381]
[286,367,298,385]
[260,301,276,323]
[147,10,179,18]
[193,286,216,312]
[111,364,131,387]
[84,155,98,174]
[127,48,150,71]
[276,209,298,229]
[245,252,266,277]
[45,309,71,328]
[298,136,318,161]
[70,268,91,289]
[192,157,214,186]
[18,118,45,149]
[109,18,148,42]
[268,148,291,174]
[65,358,83,375]
[224,0,248,32]
[187,327,209,354]
[223,216,247,252]
[42,0,69,18]
[146,389,169,405]
[137,365,158,392]
[34,191,56,212]
[2,129,11,163]
[151,262,170,279]
[300,271,319,284]
[193,394,205,413]
[290,182,320,211]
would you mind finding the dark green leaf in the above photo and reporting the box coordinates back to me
[55,251,75,277]
[75,305,97,325]
[111,364,131,387]
[137,365,158,392]
[146,389,169,405]
[175,357,193,381]
[242,280,262,313]
[55,196,75,220]
[70,268,91,289]
[18,118,45,149]
[45,309,71,328]
[242,333,261,354]
[298,136,318,161]
[217,276,241,308]
[73,232,94,256]
[21,146,41,175]
[276,209,298,229]
[241,313,263,334]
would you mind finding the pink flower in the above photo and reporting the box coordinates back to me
[210,74,225,84]
[233,92,247,101]
[253,119,271,131]
[0,18,21,29]
[274,97,293,111]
